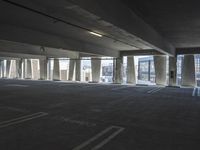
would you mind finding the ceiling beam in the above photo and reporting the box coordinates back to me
[69,0,175,56]
[176,47,200,55]
[0,52,45,59]
[120,50,164,56]
[0,24,119,57]
[0,40,80,58]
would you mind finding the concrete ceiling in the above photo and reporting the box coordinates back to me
[0,0,145,56]
[122,0,200,48]
[0,0,176,57]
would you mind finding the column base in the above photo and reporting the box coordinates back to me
[53,79,61,81]
[136,84,148,86]
[38,78,46,80]
[89,81,99,83]
[166,85,180,88]
[181,85,195,88]
[112,83,122,85]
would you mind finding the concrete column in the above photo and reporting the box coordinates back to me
[16,59,22,79]
[47,58,51,80]
[53,58,60,80]
[181,55,196,87]
[113,57,123,84]
[154,56,167,85]
[6,60,11,78]
[127,56,136,84]
[168,57,177,86]
[1,60,5,78]
[21,59,25,79]
[75,59,81,81]
[39,58,47,80]
[25,59,32,79]
[68,59,75,81]
[91,58,101,83]
[0,60,2,78]
[15,60,19,78]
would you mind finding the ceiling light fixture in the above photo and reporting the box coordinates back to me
[89,31,103,37]
[3,0,140,48]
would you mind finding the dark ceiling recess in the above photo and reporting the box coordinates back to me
[2,0,140,49]
[121,0,200,48]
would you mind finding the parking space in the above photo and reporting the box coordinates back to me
[0,79,200,149]
[0,114,112,150]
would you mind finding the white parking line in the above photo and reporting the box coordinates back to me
[63,118,96,127]
[92,127,124,150]
[151,87,163,94]
[198,88,200,97]
[0,112,48,128]
[147,87,159,93]
[147,87,163,94]
[111,86,130,91]
[81,84,104,88]
[192,87,200,97]
[192,88,197,96]
[72,126,124,150]
[4,84,29,87]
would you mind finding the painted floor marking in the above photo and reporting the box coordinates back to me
[147,87,163,94]
[80,84,103,88]
[147,87,159,93]
[0,112,48,128]
[111,86,130,91]
[72,126,124,150]
[192,88,197,96]
[63,118,96,127]
[4,84,29,87]
[192,87,200,97]
[151,87,163,94]
[0,106,28,113]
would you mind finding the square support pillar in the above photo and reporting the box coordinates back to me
[25,59,32,79]
[39,58,47,80]
[181,55,196,87]
[168,57,177,86]
[127,56,136,84]
[53,58,60,81]
[113,57,123,84]
[21,59,25,79]
[91,58,101,83]
[0,60,2,78]
[68,59,75,81]
[47,58,51,80]
[154,56,167,86]
[16,59,23,79]
[1,60,5,78]
[6,60,11,78]
[75,59,81,81]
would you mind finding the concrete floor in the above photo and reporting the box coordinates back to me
[0,79,200,150]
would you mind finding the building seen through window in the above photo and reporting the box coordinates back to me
[137,56,155,84]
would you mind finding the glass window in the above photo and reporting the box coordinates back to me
[137,56,155,85]
[195,55,200,86]
[176,55,183,86]
[81,57,92,82]
[100,57,113,83]
[59,59,69,81]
